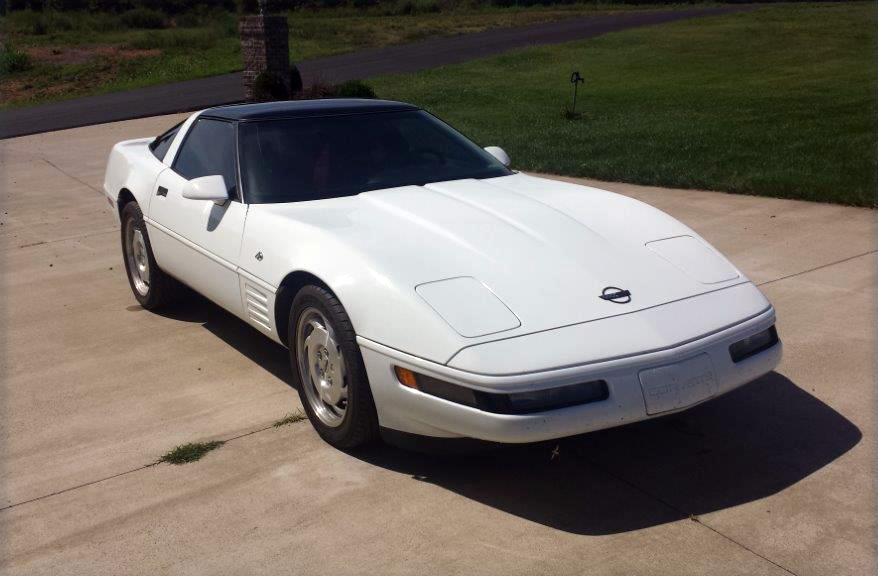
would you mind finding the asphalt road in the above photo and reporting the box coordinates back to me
[0,6,745,140]
[0,115,874,575]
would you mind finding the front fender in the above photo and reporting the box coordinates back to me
[240,206,467,364]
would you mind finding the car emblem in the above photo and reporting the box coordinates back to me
[600,286,631,304]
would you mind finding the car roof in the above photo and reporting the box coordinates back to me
[201,99,419,121]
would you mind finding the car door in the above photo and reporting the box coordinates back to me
[146,117,248,317]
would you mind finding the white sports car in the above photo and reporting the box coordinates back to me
[104,99,782,449]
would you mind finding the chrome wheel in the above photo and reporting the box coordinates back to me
[125,221,150,297]
[296,307,348,427]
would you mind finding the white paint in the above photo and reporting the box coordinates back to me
[484,146,510,167]
[182,175,229,204]
[646,235,739,284]
[416,276,520,338]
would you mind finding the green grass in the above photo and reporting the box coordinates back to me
[372,2,876,206]
[0,3,674,108]
[159,440,225,465]
[272,411,307,427]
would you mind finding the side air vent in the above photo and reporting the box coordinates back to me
[244,281,272,332]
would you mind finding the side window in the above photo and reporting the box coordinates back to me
[172,118,238,197]
[149,122,182,162]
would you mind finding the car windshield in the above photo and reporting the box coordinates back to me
[238,110,511,203]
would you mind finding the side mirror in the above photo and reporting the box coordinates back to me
[182,175,229,205]
[484,146,510,167]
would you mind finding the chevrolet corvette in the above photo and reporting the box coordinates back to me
[103,99,781,449]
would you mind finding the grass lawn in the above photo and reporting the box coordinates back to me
[0,2,667,108]
[372,2,876,207]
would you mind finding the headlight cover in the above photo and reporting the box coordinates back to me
[729,325,779,363]
[395,366,608,414]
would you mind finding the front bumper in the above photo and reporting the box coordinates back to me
[359,306,781,443]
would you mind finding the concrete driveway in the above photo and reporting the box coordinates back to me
[0,116,875,575]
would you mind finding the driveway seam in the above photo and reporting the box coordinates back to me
[42,158,102,194]
[689,516,798,576]
[757,249,878,288]
[14,228,118,249]
[569,444,799,576]
[0,421,289,513]
[0,462,160,514]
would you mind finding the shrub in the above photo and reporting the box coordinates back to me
[49,0,89,9]
[174,11,202,28]
[289,63,303,94]
[334,79,376,99]
[213,11,239,37]
[89,0,137,12]
[298,81,336,100]
[0,44,33,75]
[121,8,167,29]
[377,0,442,16]
[31,18,48,35]
[125,27,216,50]
[295,79,377,100]
[252,70,289,101]
[24,10,74,35]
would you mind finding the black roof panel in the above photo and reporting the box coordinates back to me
[202,99,419,121]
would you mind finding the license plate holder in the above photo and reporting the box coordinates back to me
[639,353,717,415]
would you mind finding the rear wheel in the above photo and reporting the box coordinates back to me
[120,201,181,310]
[290,285,379,449]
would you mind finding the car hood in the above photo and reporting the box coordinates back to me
[244,173,748,363]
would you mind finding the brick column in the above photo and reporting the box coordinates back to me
[240,14,290,101]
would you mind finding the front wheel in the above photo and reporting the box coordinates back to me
[120,201,181,310]
[289,285,379,449]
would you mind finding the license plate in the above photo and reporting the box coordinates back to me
[639,354,717,415]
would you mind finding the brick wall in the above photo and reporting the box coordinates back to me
[240,14,290,101]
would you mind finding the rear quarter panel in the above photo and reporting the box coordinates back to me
[103,138,165,222]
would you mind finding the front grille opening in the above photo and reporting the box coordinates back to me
[729,325,779,363]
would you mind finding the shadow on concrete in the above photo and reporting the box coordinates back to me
[148,295,860,535]
[150,292,293,386]
[354,371,861,535]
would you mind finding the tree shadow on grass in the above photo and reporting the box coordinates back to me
[353,372,861,535]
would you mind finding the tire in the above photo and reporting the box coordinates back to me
[120,201,182,310]
[289,285,379,449]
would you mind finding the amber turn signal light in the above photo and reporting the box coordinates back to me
[394,366,419,389]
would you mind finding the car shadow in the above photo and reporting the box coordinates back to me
[146,296,860,536]
[148,292,294,387]
[352,372,861,535]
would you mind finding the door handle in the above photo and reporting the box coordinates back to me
[156,186,168,197]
